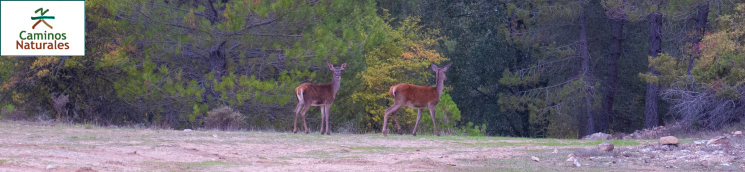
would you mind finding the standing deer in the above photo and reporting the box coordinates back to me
[382,63,452,136]
[293,63,346,135]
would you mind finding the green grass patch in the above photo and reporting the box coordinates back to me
[67,135,106,141]
[303,150,330,158]
[146,160,231,169]
[349,146,394,150]
[182,161,229,167]
[0,160,7,163]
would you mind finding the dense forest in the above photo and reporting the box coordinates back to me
[1,0,744,138]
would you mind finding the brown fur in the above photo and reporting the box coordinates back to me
[296,83,336,107]
[382,63,452,137]
[390,84,440,109]
[293,63,346,135]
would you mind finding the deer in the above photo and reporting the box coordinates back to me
[293,63,346,135]
[382,63,452,137]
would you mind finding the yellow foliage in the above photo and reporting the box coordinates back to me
[699,31,741,67]
[36,69,50,78]
[30,57,58,69]
[11,91,25,105]
[352,17,450,129]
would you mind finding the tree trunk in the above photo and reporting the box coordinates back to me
[208,41,227,78]
[602,18,624,133]
[645,9,662,129]
[578,11,594,135]
[687,0,710,75]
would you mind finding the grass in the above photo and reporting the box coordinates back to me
[178,160,230,168]
[66,135,108,142]
[349,146,394,150]
[145,160,231,170]
[1,121,739,171]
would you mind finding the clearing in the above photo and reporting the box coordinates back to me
[0,121,742,171]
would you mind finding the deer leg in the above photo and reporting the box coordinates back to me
[391,111,402,135]
[325,104,331,135]
[319,105,326,135]
[383,102,403,137]
[382,113,389,137]
[293,102,303,133]
[412,109,423,136]
[429,106,440,136]
[300,105,311,134]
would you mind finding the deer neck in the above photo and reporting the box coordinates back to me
[331,77,341,95]
[435,73,444,97]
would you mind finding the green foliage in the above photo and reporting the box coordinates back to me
[460,122,486,136]
[417,94,461,134]
[2,104,14,115]
[351,15,449,132]
[93,0,378,129]
[639,53,688,86]
[644,4,745,99]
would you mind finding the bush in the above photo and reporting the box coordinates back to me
[460,122,487,136]
[204,106,246,131]
[418,94,462,135]
[1,104,26,121]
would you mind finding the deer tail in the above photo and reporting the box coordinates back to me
[389,85,397,98]
[295,86,304,104]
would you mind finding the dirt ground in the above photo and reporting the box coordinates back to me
[0,121,743,171]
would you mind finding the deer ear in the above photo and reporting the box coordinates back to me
[431,63,438,71]
[442,63,453,71]
[340,63,347,70]
[328,63,334,70]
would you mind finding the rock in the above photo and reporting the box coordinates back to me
[183,129,193,132]
[582,132,612,140]
[573,159,582,167]
[734,131,742,137]
[566,156,576,162]
[660,145,676,151]
[659,136,679,145]
[46,164,54,169]
[707,136,730,146]
[213,134,218,138]
[612,133,626,140]
[553,149,558,154]
[693,140,708,145]
[597,142,614,152]
[76,167,98,172]
[531,156,540,162]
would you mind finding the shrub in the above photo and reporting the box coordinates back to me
[417,94,462,135]
[460,122,487,136]
[204,106,246,131]
[1,104,26,121]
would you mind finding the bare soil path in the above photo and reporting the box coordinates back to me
[0,121,742,171]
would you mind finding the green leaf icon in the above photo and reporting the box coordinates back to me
[35,8,49,16]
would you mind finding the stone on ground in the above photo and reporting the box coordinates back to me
[707,136,730,146]
[573,159,582,167]
[583,132,612,140]
[598,142,614,152]
[659,136,679,145]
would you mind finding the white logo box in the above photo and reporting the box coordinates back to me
[1,0,85,56]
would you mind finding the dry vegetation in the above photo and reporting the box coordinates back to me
[0,121,743,171]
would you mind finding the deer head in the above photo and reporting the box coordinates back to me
[431,63,452,95]
[328,63,347,80]
[327,63,346,93]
